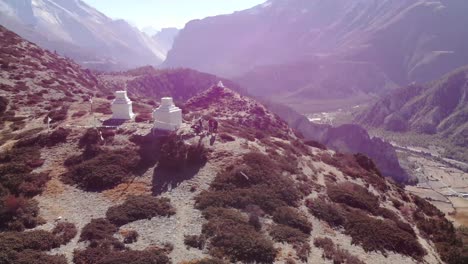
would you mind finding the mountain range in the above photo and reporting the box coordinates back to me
[165,0,468,105]
[356,65,468,161]
[0,0,167,71]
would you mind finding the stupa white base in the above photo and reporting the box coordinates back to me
[111,91,135,120]
[153,97,182,131]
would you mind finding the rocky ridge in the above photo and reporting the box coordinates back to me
[356,65,468,162]
[0,0,166,70]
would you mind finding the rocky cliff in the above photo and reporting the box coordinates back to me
[356,65,468,160]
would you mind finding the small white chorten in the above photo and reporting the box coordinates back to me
[153,97,182,131]
[111,91,135,120]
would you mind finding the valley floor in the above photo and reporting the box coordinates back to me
[362,128,468,227]
[303,106,468,228]
[395,146,468,227]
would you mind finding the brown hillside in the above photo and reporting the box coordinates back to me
[0,26,466,264]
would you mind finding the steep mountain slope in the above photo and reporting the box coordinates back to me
[356,66,468,150]
[235,59,396,101]
[165,0,468,102]
[0,25,103,120]
[2,85,465,263]
[0,27,466,264]
[0,0,166,70]
[265,102,410,183]
[153,28,179,54]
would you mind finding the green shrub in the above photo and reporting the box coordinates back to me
[94,102,112,115]
[135,113,153,123]
[73,238,170,264]
[390,198,403,209]
[184,235,206,250]
[304,140,327,150]
[44,106,68,123]
[326,182,380,214]
[272,206,312,234]
[196,186,294,214]
[270,224,308,245]
[344,209,425,260]
[376,207,401,223]
[10,120,26,131]
[52,222,77,245]
[106,196,175,226]
[18,173,50,197]
[186,144,209,166]
[80,218,118,242]
[314,237,365,264]
[79,128,101,148]
[211,152,296,190]
[20,230,61,251]
[0,230,61,253]
[0,138,50,214]
[308,197,425,259]
[199,152,301,214]
[184,258,226,264]
[218,133,235,142]
[413,209,464,264]
[313,237,334,257]
[412,195,444,217]
[319,152,388,191]
[129,133,162,169]
[72,110,87,118]
[354,153,383,177]
[305,198,345,227]
[158,135,208,171]
[122,230,139,244]
[46,128,70,146]
[73,243,114,264]
[0,96,8,116]
[194,151,306,263]
[157,135,186,171]
[0,146,41,172]
[97,248,171,264]
[0,196,43,231]
[202,207,277,263]
[63,154,86,167]
[210,219,277,263]
[63,149,139,191]
[0,172,24,196]
[14,250,67,264]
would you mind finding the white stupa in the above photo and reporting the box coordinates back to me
[153,97,182,131]
[111,91,135,120]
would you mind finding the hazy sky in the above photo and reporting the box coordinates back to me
[82,0,266,30]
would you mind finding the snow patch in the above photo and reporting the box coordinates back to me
[262,1,272,8]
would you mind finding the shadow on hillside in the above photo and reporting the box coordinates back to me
[152,165,203,195]
[130,132,165,176]
[102,119,126,127]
